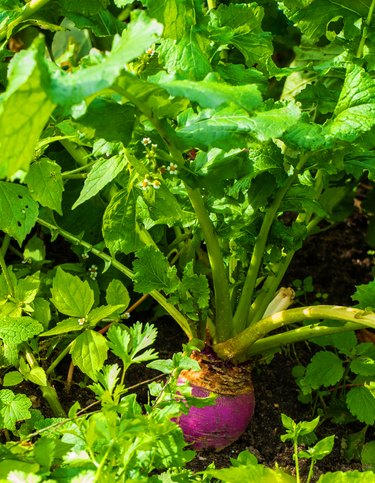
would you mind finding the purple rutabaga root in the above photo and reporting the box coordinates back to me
[175,382,255,450]
[173,349,255,450]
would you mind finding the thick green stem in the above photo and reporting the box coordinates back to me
[0,235,14,297]
[246,321,360,357]
[356,0,375,58]
[59,139,90,167]
[40,386,67,418]
[0,0,51,41]
[185,186,233,341]
[214,305,375,363]
[36,217,194,339]
[233,156,307,333]
[247,171,324,326]
[113,84,232,341]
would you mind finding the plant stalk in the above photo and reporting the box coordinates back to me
[356,0,375,58]
[113,84,233,341]
[59,139,90,167]
[246,321,360,356]
[294,439,301,483]
[214,305,375,362]
[233,156,307,333]
[36,217,194,339]
[0,235,14,297]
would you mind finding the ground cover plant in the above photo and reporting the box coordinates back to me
[1,0,375,480]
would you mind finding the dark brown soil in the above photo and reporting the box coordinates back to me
[144,209,375,480]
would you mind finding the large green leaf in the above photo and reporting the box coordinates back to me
[326,64,375,142]
[176,103,301,149]
[133,246,179,294]
[50,12,163,107]
[50,267,95,317]
[0,182,39,245]
[301,351,344,390]
[0,316,43,365]
[72,155,127,209]
[0,37,55,178]
[0,389,31,431]
[278,0,365,43]
[351,280,375,309]
[70,329,108,381]
[102,189,145,255]
[146,0,196,40]
[25,158,64,215]
[159,78,262,111]
[76,98,135,145]
[209,3,275,71]
[346,384,375,425]
[158,29,212,80]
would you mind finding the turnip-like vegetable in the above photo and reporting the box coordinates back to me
[175,349,255,450]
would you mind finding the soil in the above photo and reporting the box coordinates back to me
[134,208,375,481]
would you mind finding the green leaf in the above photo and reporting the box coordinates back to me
[128,321,158,361]
[3,371,24,387]
[158,30,212,80]
[180,262,210,310]
[209,3,275,71]
[247,102,301,142]
[176,103,300,150]
[42,317,85,336]
[25,158,64,215]
[351,280,375,309]
[133,246,179,294]
[176,106,252,150]
[64,7,125,37]
[0,182,39,245]
[15,271,41,307]
[350,355,375,377]
[102,189,145,255]
[278,0,363,43]
[50,12,163,107]
[107,322,158,367]
[326,64,375,142]
[204,465,295,483]
[0,316,43,365]
[106,279,130,309]
[24,367,48,387]
[0,389,32,430]
[50,267,95,317]
[159,78,263,111]
[88,304,127,325]
[299,435,335,461]
[301,351,344,389]
[0,37,55,178]
[361,440,375,471]
[318,470,375,482]
[283,121,333,150]
[72,155,127,209]
[346,384,375,425]
[76,98,135,145]
[281,414,320,441]
[107,325,131,365]
[70,329,108,381]
[146,0,195,41]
